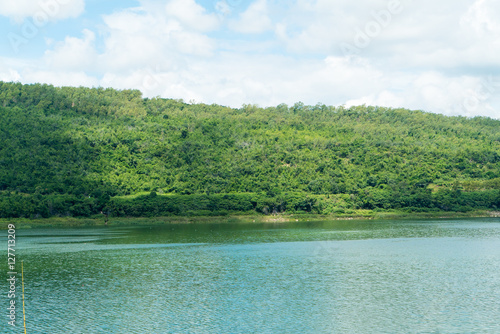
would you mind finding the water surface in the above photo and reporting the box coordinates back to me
[2,218,500,333]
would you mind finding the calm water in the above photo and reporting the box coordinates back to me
[2,218,500,333]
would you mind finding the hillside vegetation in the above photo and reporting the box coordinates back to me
[0,81,499,218]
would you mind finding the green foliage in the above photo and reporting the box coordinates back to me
[106,192,319,217]
[0,81,499,217]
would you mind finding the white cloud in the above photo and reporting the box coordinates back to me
[214,1,231,17]
[345,90,405,109]
[99,3,217,67]
[461,0,500,36]
[165,0,219,32]
[23,69,98,87]
[229,0,273,34]
[0,57,28,82]
[1,0,499,119]
[103,7,153,33]
[0,68,21,82]
[36,1,218,79]
[347,71,500,119]
[0,0,85,22]
[36,0,219,94]
[44,29,97,70]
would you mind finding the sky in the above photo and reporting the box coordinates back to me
[0,0,499,119]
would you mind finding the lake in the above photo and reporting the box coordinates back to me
[2,218,500,333]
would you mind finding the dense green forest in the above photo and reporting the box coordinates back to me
[0,81,499,218]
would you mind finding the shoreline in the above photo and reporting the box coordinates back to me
[1,210,499,229]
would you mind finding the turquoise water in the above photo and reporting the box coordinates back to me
[2,218,500,333]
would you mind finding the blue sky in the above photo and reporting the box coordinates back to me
[1,0,499,119]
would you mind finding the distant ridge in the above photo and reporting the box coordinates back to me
[0,81,499,218]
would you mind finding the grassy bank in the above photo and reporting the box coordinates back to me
[1,210,498,229]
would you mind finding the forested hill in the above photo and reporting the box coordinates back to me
[1,81,499,218]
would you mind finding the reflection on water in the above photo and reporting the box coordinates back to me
[2,218,500,333]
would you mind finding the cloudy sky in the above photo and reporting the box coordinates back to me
[1,0,499,118]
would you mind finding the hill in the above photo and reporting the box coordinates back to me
[0,81,499,218]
